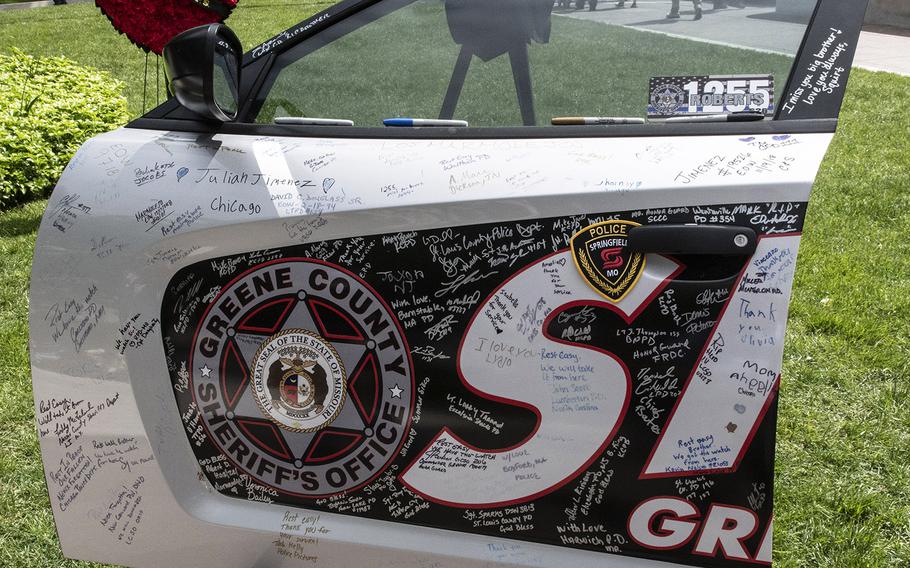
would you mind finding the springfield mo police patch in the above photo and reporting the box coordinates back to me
[648,75,774,117]
[189,259,413,497]
[571,220,645,302]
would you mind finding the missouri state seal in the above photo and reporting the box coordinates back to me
[252,329,346,433]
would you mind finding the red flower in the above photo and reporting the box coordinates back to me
[95,0,238,55]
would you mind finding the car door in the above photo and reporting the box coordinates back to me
[29,1,869,566]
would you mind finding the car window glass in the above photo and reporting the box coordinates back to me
[214,42,240,117]
[253,0,819,127]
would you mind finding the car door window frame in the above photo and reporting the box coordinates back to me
[133,0,863,139]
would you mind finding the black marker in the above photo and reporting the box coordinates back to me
[664,111,766,123]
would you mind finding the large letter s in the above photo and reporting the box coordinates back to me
[401,250,680,507]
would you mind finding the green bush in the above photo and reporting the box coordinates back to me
[0,50,129,207]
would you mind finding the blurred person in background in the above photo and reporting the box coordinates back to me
[667,0,702,19]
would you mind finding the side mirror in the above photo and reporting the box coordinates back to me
[163,23,242,122]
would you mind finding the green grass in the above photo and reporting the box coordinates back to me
[773,69,910,567]
[0,0,334,117]
[0,200,80,567]
[1,2,909,567]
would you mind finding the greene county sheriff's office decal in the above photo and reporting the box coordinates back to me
[190,259,413,497]
[571,220,645,302]
[163,202,810,567]
[648,75,774,117]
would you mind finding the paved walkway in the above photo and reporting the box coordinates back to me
[854,25,910,76]
[559,0,910,76]
[559,0,806,54]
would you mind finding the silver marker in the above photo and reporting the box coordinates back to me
[274,117,354,126]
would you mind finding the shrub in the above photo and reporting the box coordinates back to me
[0,50,129,207]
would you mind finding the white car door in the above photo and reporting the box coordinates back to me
[30,1,869,566]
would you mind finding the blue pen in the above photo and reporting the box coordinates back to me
[383,118,469,127]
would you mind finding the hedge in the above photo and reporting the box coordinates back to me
[0,50,129,206]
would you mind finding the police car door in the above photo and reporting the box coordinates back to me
[29,1,868,567]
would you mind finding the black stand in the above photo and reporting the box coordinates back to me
[439,43,536,126]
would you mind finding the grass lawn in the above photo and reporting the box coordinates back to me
[0,0,335,117]
[1,2,909,567]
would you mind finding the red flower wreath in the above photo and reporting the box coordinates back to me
[95,0,238,55]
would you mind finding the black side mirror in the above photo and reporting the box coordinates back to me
[163,23,242,122]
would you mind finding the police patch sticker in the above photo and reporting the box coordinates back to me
[649,83,687,117]
[190,259,413,497]
[570,220,645,302]
[648,75,774,117]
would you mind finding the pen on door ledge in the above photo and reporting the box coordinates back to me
[663,112,766,123]
[383,118,469,127]
[274,117,354,126]
[551,116,646,125]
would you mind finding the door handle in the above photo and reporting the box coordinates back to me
[627,224,757,256]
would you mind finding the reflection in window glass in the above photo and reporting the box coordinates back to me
[213,45,239,116]
[255,0,815,127]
